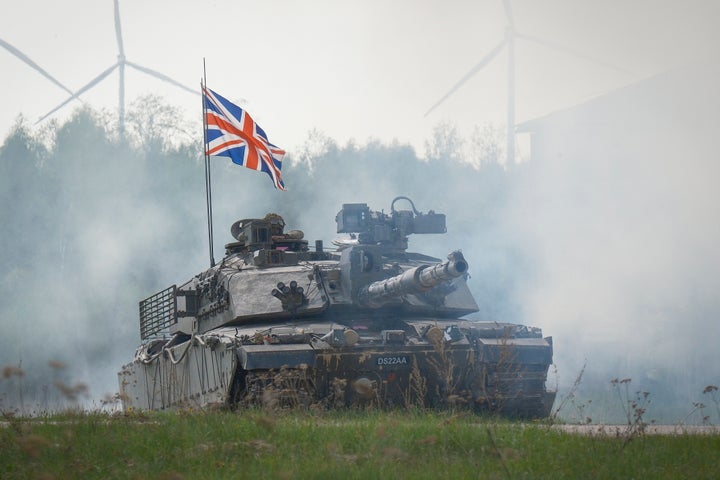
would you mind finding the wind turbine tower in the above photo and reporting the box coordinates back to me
[426,0,633,166]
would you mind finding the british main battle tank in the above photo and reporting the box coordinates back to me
[119,197,556,416]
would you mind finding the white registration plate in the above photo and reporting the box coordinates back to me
[376,356,409,367]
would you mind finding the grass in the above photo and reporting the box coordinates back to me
[3,362,720,478]
[2,409,719,479]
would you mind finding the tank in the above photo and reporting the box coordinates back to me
[118,196,556,417]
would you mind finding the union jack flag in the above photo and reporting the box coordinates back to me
[203,86,286,190]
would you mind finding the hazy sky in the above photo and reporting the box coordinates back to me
[2,0,718,154]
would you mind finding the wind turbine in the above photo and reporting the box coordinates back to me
[38,0,198,137]
[0,38,79,106]
[425,0,633,165]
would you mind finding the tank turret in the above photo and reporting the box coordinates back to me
[120,196,556,417]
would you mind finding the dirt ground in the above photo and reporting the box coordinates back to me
[550,424,720,436]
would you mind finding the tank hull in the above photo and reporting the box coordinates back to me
[119,319,555,417]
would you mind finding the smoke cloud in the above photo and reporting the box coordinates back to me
[2,59,719,422]
[508,61,720,421]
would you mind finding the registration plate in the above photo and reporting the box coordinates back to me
[376,355,410,367]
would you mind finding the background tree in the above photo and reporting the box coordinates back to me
[423,120,465,165]
[0,103,526,412]
[469,123,505,168]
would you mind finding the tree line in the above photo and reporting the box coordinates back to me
[0,97,527,408]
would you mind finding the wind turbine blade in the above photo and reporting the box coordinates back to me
[502,0,515,28]
[516,33,636,77]
[0,37,75,96]
[126,61,200,95]
[114,0,125,58]
[36,63,119,124]
[424,38,507,117]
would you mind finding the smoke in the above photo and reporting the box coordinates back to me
[0,108,209,412]
[506,62,720,421]
[2,60,719,422]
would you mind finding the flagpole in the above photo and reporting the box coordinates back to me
[202,59,216,267]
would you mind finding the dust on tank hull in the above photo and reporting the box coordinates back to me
[118,197,556,417]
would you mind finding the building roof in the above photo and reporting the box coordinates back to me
[517,60,720,134]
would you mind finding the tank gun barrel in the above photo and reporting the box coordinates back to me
[358,251,468,308]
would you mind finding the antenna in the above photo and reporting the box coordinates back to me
[201,60,215,268]
[36,0,199,137]
[425,0,635,165]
